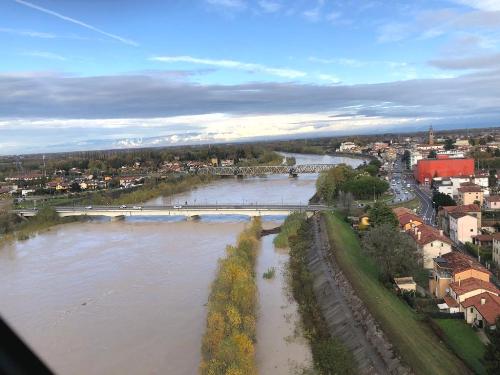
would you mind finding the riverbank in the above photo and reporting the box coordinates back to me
[323,212,470,375]
[287,216,358,374]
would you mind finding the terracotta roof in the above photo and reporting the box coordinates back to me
[435,251,490,276]
[472,234,493,242]
[486,195,500,203]
[449,212,477,221]
[408,224,452,246]
[458,185,482,193]
[393,207,415,218]
[441,204,481,213]
[460,292,500,325]
[397,212,423,227]
[449,278,499,296]
[443,295,459,308]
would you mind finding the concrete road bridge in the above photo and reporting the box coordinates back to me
[14,204,329,219]
[196,164,335,176]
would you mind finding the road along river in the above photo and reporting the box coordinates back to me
[0,153,363,375]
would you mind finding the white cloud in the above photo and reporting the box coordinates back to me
[23,51,67,61]
[377,22,413,43]
[317,74,341,83]
[205,0,246,9]
[303,0,325,22]
[0,27,55,38]
[150,55,306,79]
[309,56,365,67]
[14,0,138,46]
[326,11,341,22]
[450,0,500,11]
[258,0,281,13]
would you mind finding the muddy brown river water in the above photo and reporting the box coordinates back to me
[0,153,362,374]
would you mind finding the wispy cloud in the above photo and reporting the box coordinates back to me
[23,51,67,61]
[150,55,306,79]
[309,56,365,67]
[205,0,246,9]
[258,0,281,13]
[13,0,139,46]
[450,0,500,11]
[317,74,341,83]
[303,0,325,22]
[0,27,55,38]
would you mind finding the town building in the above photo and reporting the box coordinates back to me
[472,234,494,249]
[429,251,491,299]
[408,224,452,269]
[461,292,500,329]
[485,195,500,210]
[414,158,474,184]
[449,213,478,245]
[338,142,358,152]
[449,278,499,304]
[457,184,484,206]
[393,207,424,231]
[493,233,500,268]
[437,204,481,236]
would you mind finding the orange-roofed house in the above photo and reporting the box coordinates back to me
[407,224,452,269]
[429,251,491,298]
[461,292,500,329]
[449,278,499,304]
[393,208,424,231]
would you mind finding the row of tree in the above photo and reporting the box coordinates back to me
[200,219,261,375]
[316,162,388,204]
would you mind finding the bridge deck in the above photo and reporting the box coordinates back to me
[14,205,329,218]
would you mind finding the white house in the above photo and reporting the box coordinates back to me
[449,213,478,245]
[485,196,500,210]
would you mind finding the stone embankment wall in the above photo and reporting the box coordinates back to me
[308,214,412,375]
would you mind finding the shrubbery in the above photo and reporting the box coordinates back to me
[200,218,261,375]
[273,212,306,248]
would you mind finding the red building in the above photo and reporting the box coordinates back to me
[414,158,474,184]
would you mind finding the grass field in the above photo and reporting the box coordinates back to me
[433,319,486,375]
[323,212,470,375]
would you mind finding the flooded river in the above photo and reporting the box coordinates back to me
[0,153,362,375]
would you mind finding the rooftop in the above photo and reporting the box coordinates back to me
[435,251,490,276]
[441,204,481,214]
[449,278,499,296]
[460,292,500,325]
[486,195,500,203]
[458,185,482,193]
[449,212,477,220]
[408,224,452,246]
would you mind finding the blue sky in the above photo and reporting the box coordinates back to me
[1,0,500,154]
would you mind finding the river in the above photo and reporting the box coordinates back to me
[0,153,362,375]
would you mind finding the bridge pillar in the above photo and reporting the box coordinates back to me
[289,172,298,178]
[187,215,201,221]
[111,215,125,222]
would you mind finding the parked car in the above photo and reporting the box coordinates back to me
[173,205,182,209]
[85,206,92,209]
[132,206,142,210]
[120,205,127,208]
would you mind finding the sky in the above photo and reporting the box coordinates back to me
[1,0,500,154]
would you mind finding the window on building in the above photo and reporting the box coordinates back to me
[470,308,473,313]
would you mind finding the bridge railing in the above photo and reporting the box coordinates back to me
[196,164,336,176]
